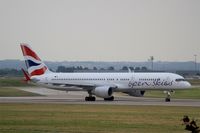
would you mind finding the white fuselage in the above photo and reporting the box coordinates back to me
[31,72,191,92]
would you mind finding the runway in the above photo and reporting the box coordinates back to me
[0,87,200,107]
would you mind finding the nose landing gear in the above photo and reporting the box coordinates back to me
[164,90,174,102]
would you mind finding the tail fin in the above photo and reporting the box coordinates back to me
[20,43,50,77]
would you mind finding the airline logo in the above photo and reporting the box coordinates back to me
[20,44,47,76]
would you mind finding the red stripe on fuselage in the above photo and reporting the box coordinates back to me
[21,45,41,61]
[30,66,47,76]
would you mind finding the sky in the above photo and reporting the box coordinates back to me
[0,0,200,62]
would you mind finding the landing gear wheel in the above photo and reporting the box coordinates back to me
[104,96,114,101]
[165,91,172,102]
[85,96,96,101]
[85,97,89,101]
[91,96,96,101]
[165,98,170,102]
[85,90,96,101]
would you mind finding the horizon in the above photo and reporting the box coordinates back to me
[0,58,199,63]
[0,59,200,72]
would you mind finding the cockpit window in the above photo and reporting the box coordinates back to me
[175,78,186,82]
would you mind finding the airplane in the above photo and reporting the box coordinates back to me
[20,43,191,102]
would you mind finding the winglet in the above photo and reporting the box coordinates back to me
[22,68,31,81]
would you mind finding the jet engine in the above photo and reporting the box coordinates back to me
[127,90,145,97]
[93,86,113,98]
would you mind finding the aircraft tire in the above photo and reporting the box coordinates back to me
[165,98,171,102]
[85,96,96,101]
[91,96,96,101]
[85,97,89,101]
[104,96,114,101]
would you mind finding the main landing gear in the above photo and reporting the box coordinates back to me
[85,96,115,101]
[85,96,96,101]
[104,96,114,101]
[85,91,114,101]
[85,91,96,101]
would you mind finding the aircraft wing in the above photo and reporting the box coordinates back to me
[51,82,118,91]
[52,82,94,90]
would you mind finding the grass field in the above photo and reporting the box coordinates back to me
[145,88,200,99]
[0,77,32,87]
[0,77,200,98]
[187,79,200,86]
[0,104,199,133]
[0,77,39,96]
[0,86,200,99]
[0,78,200,132]
[0,87,40,97]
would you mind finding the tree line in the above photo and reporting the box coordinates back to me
[56,66,148,72]
[0,66,149,77]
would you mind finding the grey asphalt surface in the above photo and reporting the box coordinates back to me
[0,87,200,107]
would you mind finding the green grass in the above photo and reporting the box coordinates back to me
[0,104,199,133]
[0,77,32,87]
[187,79,200,86]
[0,77,200,99]
[0,87,40,97]
[145,88,200,99]
[0,77,39,96]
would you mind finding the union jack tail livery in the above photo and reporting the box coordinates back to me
[20,43,50,77]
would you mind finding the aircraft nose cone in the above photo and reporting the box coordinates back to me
[185,82,191,88]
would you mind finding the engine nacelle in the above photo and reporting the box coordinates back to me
[93,86,113,98]
[127,90,145,97]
